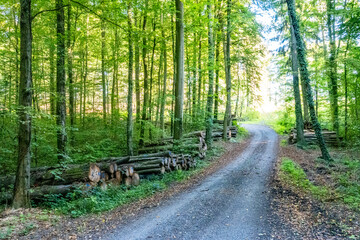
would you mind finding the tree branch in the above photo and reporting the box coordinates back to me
[32,5,70,21]
[70,0,125,31]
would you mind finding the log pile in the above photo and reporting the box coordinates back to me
[1,125,238,203]
[289,129,343,146]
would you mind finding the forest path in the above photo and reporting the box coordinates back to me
[106,124,279,240]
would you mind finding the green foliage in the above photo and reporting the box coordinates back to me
[331,157,360,208]
[266,110,295,135]
[280,158,329,199]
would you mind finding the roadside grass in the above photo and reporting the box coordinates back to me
[279,158,330,200]
[280,156,360,209]
[327,157,360,209]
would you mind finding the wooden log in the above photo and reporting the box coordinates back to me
[137,168,163,175]
[124,177,132,187]
[89,164,101,183]
[131,173,140,186]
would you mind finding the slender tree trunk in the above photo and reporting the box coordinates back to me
[214,30,220,120]
[170,14,176,136]
[140,1,149,146]
[111,27,119,120]
[13,7,20,106]
[127,5,134,156]
[149,20,156,140]
[223,0,232,140]
[49,40,56,115]
[326,0,339,135]
[192,32,197,121]
[205,2,215,148]
[67,3,74,142]
[290,24,305,145]
[160,26,167,135]
[286,0,332,161]
[13,0,32,209]
[344,37,350,141]
[56,0,67,162]
[174,0,184,140]
[135,15,141,123]
[82,18,89,126]
[101,20,107,124]
[197,36,202,115]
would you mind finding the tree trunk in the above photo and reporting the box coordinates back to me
[223,0,232,140]
[67,3,75,142]
[135,14,141,123]
[160,15,167,135]
[140,1,149,146]
[286,0,332,161]
[192,32,197,121]
[326,0,339,135]
[214,29,220,120]
[127,5,134,156]
[174,0,184,140]
[149,20,157,140]
[49,39,56,115]
[13,0,32,209]
[111,27,119,120]
[205,2,215,148]
[56,0,67,162]
[101,20,107,124]
[290,24,305,146]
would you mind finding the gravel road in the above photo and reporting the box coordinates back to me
[106,124,278,240]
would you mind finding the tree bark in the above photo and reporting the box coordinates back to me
[56,0,67,162]
[290,24,305,146]
[223,0,232,140]
[174,0,184,140]
[13,0,32,209]
[326,0,339,135]
[140,0,149,146]
[127,5,134,156]
[135,13,141,123]
[205,2,215,148]
[101,20,107,124]
[286,0,332,161]
[160,14,167,135]
[67,3,75,141]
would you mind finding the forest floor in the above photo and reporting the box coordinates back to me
[1,124,359,239]
[270,139,360,239]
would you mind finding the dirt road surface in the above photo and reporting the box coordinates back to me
[106,124,279,240]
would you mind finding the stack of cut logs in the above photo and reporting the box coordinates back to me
[289,129,343,146]
[0,125,238,203]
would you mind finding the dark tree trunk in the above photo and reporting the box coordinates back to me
[140,1,149,146]
[135,14,141,123]
[101,20,107,124]
[192,33,197,121]
[67,3,75,141]
[290,24,305,146]
[326,0,339,135]
[223,0,232,140]
[127,5,134,156]
[13,0,32,209]
[174,0,184,140]
[111,27,119,120]
[56,0,67,162]
[286,0,332,161]
[205,3,215,148]
[49,40,56,115]
[214,30,220,120]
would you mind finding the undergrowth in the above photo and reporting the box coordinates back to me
[280,157,360,209]
[279,158,329,199]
